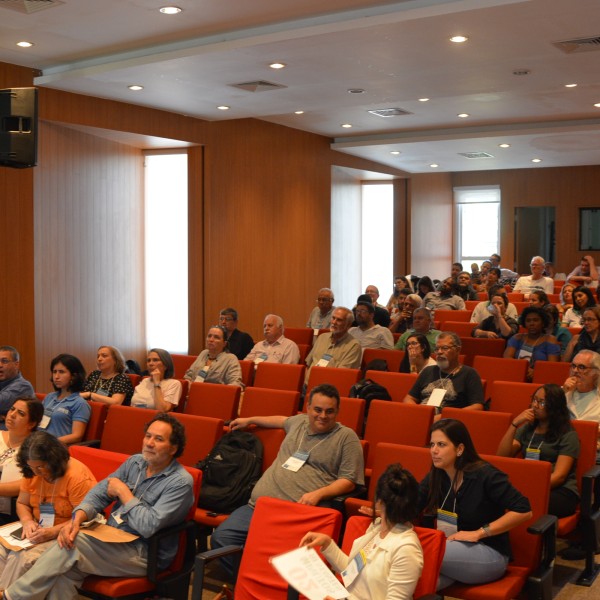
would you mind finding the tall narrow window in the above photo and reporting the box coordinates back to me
[144,151,188,352]
[454,186,500,266]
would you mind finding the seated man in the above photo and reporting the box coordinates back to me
[455,271,479,301]
[513,255,554,295]
[470,284,519,324]
[489,253,519,281]
[3,412,194,600]
[563,350,600,459]
[451,262,463,281]
[245,314,300,365]
[0,345,34,421]
[389,293,422,334]
[395,307,441,352]
[306,288,335,330]
[348,300,394,351]
[211,383,364,575]
[403,332,484,419]
[305,307,362,383]
[358,292,390,328]
[567,255,598,289]
[365,285,387,310]
[219,308,254,360]
[422,277,466,312]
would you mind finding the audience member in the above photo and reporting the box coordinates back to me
[544,261,556,279]
[3,413,194,600]
[497,384,579,518]
[41,354,91,445]
[455,271,479,301]
[388,292,420,334]
[365,285,387,310]
[503,307,560,381]
[349,301,394,350]
[132,348,183,410]
[542,304,572,355]
[395,307,440,352]
[567,255,598,288]
[477,266,501,294]
[404,332,484,417]
[386,276,413,312]
[562,286,596,327]
[470,262,482,285]
[423,277,466,312]
[489,254,519,280]
[185,326,243,386]
[513,256,554,295]
[305,308,362,382]
[0,346,34,420]
[81,345,134,406]
[400,332,436,374]
[471,293,518,339]
[451,262,464,280]
[529,290,550,309]
[416,276,436,299]
[211,384,364,576]
[0,431,96,589]
[557,283,575,323]
[245,314,300,364]
[306,288,335,330]
[470,284,518,324]
[218,308,254,360]
[355,294,390,328]
[563,306,600,362]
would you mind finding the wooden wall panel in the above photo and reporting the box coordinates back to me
[33,122,145,392]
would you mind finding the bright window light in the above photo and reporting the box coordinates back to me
[144,152,188,353]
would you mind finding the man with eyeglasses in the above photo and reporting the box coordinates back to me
[348,300,394,350]
[306,288,335,330]
[0,345,34,420]
[563,350,600,458]
[403,332,484,419]
[513,255,554,295]
[389,293,422,335]
[218,307,254,360]
[395,307,441,352]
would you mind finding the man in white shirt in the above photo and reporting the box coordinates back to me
[513,255,554,295]
[245,314,300,364]
[349,300,394,351]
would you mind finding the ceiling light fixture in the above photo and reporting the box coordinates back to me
[430,163,439,168]
[269,62,286,69]
[128,85,143,91]
[498,143,510,148]
[418,98,429,102]
[217,105,230,110]
[348,88,365,94]
[294,110,304,115]
[565,83,577,88]
[450,35,468,43]
[16,41,33,48]
[159,6,182,14]
[457,113,469,118]
[390,151,400,155]
[531,158,542,163]
[341,124,353,128]
[594,103,600,108]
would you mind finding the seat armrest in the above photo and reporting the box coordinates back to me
[329,485,367,513]
[581,465,600,516]
[72,439,101,448]
[146,520,196,584]
[527,514,557,574]
[191,545,243,600]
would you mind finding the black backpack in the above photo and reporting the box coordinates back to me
[195,430,264,514]
[349,379,392,403]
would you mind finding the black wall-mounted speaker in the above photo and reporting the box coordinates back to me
[0,87,38,169]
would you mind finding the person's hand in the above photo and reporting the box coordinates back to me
[150,367,162,384]
[358,505,379,517]
[300,531,332,550]
[230,418,250,431]
[514,408,535,428]
[58,518,80,550]
[27,526,57,545]
[563,376,578,393]
[22,519,39,539]
[407,345,421,361]
[486,331,499,339]
[298,490,322,506]
[447,529,482,543]
[107,477,130,501]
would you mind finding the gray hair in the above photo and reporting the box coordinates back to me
[413,307,432,320]
[0,346,19,362]
[335,307,354,326]
[436,331,462,348]
[575,350,600,387]
[405,294,422,307]
[264,314,284,331]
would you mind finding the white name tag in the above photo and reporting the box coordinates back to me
[282,451,309,472]
[428,388,446,407]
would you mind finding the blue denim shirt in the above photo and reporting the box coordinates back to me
[76,454,194,568]
[0,373,34,414]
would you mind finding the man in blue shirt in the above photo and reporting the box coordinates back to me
[4,413,194,600]
[0,345,34,419]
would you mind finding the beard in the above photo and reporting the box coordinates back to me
[436,357,450,371]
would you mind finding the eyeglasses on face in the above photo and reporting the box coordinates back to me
[317,297,333,302]
[406,341,421,347]
[0,358,15,365]
[434,345,456,353]
[530,396,546,407]
[570,363,594,373]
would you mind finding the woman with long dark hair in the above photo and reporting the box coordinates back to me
[419,419,531,590]
[497,383,579,518]
[563,286,596,327]
[563,306,600,362]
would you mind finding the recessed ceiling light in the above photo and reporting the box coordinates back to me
[430,163,439,168]
[457,113,469,118]
[341,124,353,128]
[565,83,577,88]
[594,103,600,108]
[498,143,510,148]
[418,98,429,102]
[159,6,182,14]
[348,88,365,94]
[294,110,304,115]
[217,105,230,110]
[531,158,542,163]
[16,41,33,48]
[128,85,144,91]
[269,62,286,69]
[390,151,400,155]
[450,35,468,43]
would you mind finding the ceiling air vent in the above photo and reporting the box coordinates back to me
[0,0,63,14]
[553,35,600,54]
[458,152,495,159]
[368,108,412,117]
[230,80,287,92]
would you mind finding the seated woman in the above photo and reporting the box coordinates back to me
[563,286,596,327]
[301,463,423,600]
[563,306,600,362]
[81,345,134,406]
[42,354,91,445]
[471,293,518,340]
[419,419,531,590]
[184,325,243,386]
[529,290,550,309]
[400,333,436,374]
[544,304,572,355]
[416,276,435,300]
[0,398,44,525]
[503,307,560,381]
[131,348,182,411]
[497,384,579,518]
[386,275,413,312]
[557,283,574,323]
[476,266,501,294]
[0,431,96,589]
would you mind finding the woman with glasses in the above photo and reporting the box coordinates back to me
[563,306,600,362]
[400,333,436,374]
[131,348,182,411]
[0,398,44,524]
[497,384,579,518]
[563,286,596,327]
[0,431,96,589]
[81,345,134,406]
[471,293,519,340]
[184,326,243,387]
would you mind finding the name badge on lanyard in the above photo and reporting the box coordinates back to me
[39,503,56,528]
[428,388,446,408]
[282,451,309,472]
[436,508,458,537]
[316,353,333,368]
[195,368,209,383]
[96,388,110,397]
[39,414,51,429]
[526,447,541,461]
[254,353,268,367]
[341,549,367,587]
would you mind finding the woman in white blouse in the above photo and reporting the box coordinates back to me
[131,348,182,411]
